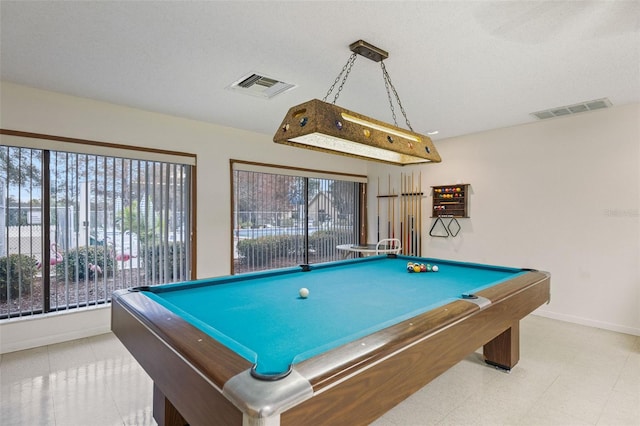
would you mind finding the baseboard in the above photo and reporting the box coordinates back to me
[533,308,640,337]
[0,305,111,354]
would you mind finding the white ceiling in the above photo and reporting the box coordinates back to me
[1,1,639,142]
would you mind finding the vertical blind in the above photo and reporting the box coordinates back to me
[0,131,194,318]
[231,160,365,274]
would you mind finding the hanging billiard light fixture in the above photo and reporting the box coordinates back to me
[274,40,441,166]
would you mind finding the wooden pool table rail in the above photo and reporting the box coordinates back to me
[112,292,251,425]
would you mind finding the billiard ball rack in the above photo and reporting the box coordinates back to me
[431,184,469,218]
[429,216,461,238]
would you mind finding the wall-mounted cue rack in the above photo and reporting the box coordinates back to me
[400,172,423,257]
[375,172,423,257]
[376,176,398,246]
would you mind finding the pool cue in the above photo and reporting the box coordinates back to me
[406,173,410,255]
[407,173,411,254]
[418,171,422,256]
[416,173,420,256]
[377,176,380,243]
[387,175,391,241]
[416,173,419,256]
[411,174,420,256]
[400,173,405,254]
[400,173,404,254]
[404,173,409,254]
[391,179,395,248]
[408,173,412,254]
[410,172,414,256]
[413,171,420,256]
[409,174,412,253]
[415,172,419,256]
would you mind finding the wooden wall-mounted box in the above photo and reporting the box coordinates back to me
[431,184,469,218]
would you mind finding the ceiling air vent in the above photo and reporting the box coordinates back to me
[227,72,296,99]
[531,98,612,120]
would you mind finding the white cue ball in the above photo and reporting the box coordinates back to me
[299,288,309,298]
[431,265,439,272]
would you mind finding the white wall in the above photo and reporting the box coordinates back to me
[0,81,368,353]
[368,103,640,336]
[1,82,637,353]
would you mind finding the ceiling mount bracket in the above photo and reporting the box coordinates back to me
[349,40,388,62]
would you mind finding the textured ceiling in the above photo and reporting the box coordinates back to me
[1,1,639,141]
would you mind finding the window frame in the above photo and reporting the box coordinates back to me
[0,129,197,318]
[230,159,367,274]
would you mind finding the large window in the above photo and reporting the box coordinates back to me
[232,161,365,274]
[0,131,195,319]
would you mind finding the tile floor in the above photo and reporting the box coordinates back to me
[1,315,638,426]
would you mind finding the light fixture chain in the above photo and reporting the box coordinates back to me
[380,61,413,131]
[382,64,399,127]
[323,53,358,104]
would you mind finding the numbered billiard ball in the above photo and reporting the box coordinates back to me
[413,265,421,273]
[420,264,427,272]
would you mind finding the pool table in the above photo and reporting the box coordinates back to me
[111,255,550,426]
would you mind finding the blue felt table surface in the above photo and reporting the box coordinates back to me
[144,256,525,375]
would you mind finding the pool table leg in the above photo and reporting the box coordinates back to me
[153,384,189,426]
[483,321,520,370]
